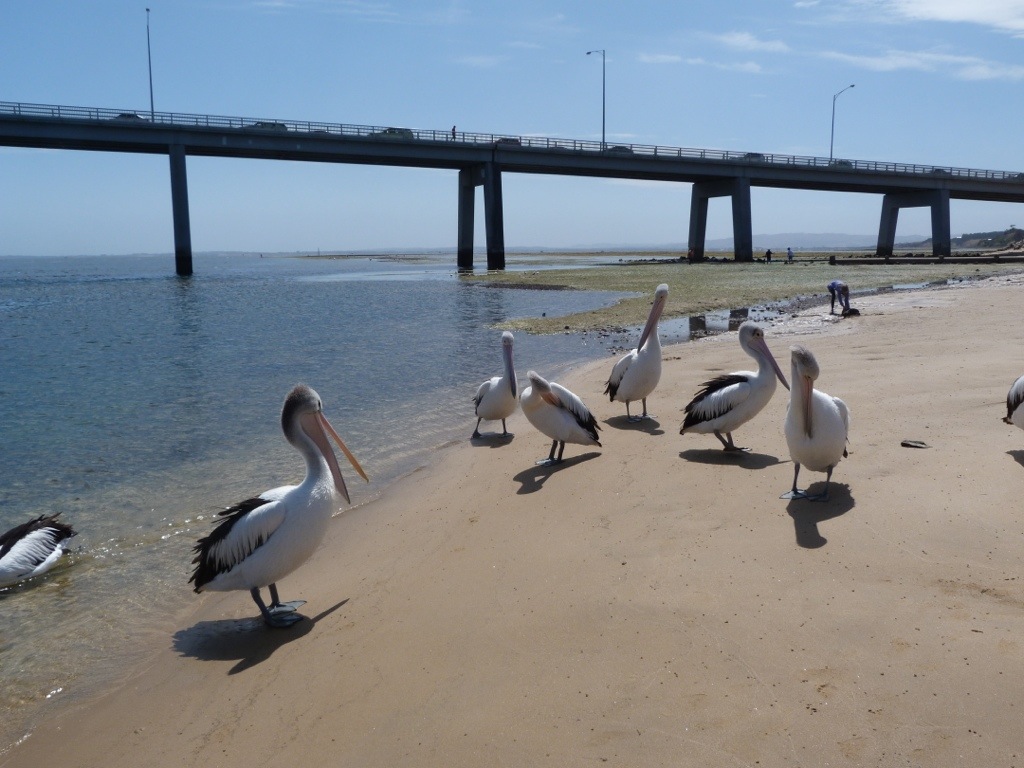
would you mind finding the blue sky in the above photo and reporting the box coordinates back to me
[3,0,1024,256]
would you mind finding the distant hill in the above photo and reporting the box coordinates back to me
[901,227,1024,250]
[707,233,926,250]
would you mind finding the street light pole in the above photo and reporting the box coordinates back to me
[829,83,854,163]
[586,49,606,150]
[146,8,155,120]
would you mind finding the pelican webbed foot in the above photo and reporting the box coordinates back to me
[714,431,748,452]
[269,600,306,614]
[536,440,565,466]
[253,586,306,628]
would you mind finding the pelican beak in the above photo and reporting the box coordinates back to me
[304,412,368,504]
[753,337,790,391]
[320,413,369,483]
[802,375,814,439]
[540,390,561,408]
[504,342,517,398]
[637,291,666,350]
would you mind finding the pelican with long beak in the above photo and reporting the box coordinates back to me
[0,514,77,588]
[190,384,368,627]
[521,370,601,465]
[783,345,849,500]
[680,321,789,451]
[472,331,518,438]
[605,284,668,421]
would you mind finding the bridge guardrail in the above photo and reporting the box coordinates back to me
[2,99,1021,183]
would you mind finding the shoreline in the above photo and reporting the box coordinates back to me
[6,274,1024,767]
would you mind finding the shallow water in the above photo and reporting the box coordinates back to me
[0,251,630,748]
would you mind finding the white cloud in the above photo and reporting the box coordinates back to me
[861,0,1024,35]
[687,57,763,74]
[821,48,1024,79]
[711,31,790,53]
[638,53,683,64]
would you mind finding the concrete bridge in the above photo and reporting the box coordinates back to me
[3,100,1023,275]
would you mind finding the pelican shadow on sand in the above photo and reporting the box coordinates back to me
[173,598,348,675]
[1006,449,1024,469]
[604,415,665,435]
[512,452,602,494]
[679,448,782,470]
[785,484,854,548]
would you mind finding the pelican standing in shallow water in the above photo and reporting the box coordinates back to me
[605,284,669,421]
[472,331,518,438]
[783,345,850,500]
[1003,373,1024,430]
[680,321,789,451]
[0,514,77,588]
[520,370,601,465]
[190,384,368,627]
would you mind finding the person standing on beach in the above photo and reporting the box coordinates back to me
[786,247,794,263]
[765,249,773,263]
[828,279,851,314]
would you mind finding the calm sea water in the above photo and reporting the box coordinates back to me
[0,251,634,749]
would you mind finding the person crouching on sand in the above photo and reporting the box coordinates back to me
[828,279,852,315]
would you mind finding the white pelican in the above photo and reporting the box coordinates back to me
[520,370,601,465]
[680,321,789,451]
[190,384,368,627]
[783,345,850,500]
[0,513,77,588]
[605,284,669,421]
[472,330,518,438]
[1003,373,1024,430]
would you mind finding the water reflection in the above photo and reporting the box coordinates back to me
[659,306,774,344]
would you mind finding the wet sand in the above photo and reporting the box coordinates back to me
[6,276,1024,767]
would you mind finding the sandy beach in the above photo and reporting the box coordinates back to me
[6,275,1024,767]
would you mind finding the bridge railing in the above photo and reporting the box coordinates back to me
[2,99,1022,183]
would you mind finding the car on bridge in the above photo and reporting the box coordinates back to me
[371,127,414,139]
[252,121,288,131]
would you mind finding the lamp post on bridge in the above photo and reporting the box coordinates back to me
[829,83,854,163]
[586,49,606,150]
[146,8,155,120]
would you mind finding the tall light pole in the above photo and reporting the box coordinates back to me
[146,8,155,120]
[586,49,606,150]
[829,83,854,163]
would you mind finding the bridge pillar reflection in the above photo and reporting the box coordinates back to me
[876,189,951,258]
[688,178,753,262]
[168,144,193,277]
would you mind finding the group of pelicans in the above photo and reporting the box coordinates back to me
[473,283,849,501]
[5,282,1024,630]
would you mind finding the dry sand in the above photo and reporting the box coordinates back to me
[6,276,1024,767]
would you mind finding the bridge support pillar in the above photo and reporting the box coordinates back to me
[876,189,951,258]
[688,178,753,262]
[456,163,505,270]
[168,144,193,277]
[457,166,483,271]
[483,162,505,270]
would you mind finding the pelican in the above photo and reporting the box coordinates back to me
[520,370,601,465]
[783,345,850,500]
[680,321,789,451]
[605,284,669,421]
[0,514,77,588]
[1003,373,1024,429]
[190,384,368,627]
[472,331,518,438]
